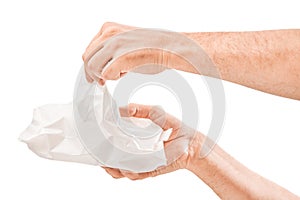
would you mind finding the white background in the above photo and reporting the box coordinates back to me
[0,0,300,199]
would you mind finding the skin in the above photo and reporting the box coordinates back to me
[109,103,299,200]
[83,22,300,100]
[82,22,300,199]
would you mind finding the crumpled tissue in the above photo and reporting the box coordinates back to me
[20,69,171,172]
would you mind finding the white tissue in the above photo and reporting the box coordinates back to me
[19,103,99,165]
[20,70,172,172]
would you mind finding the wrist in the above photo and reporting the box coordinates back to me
[185,132,206,171]
[185,132,221,181]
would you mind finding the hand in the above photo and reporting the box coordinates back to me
[82,22,136,83]
[82,22,194,84]
[102,103,203,180]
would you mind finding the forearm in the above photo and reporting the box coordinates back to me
[181,30,300,100]
[187,134,299,200]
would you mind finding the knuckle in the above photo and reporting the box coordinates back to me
[102,26,119,37]
[150,106,165,118]
[102,21,114,30]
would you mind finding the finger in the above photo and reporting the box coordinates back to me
[119,170,144,180]
[87,72,101,84]
[148,164,178,177]
[83,22,114,61]
[98,78,106,86]
[85,49,113,81]
[101,49,168,80]
[89,22,111,47]
[119,104,169,130]
[84,68,94,83]
[83,42,103,62]
[120,162,180,180]
[119,169,152,180]
[83,45,105,84]
[83,31,113,62]
[132,104,181,131]
[83,24,121,62]
[119,105,137,117]
[120,104,181,131]
[83,43,104,65]
[102,167,124,179]
[119,103,192,151]
[101,51,148,80]
[84,32,102,59]
[119,104,152,119]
